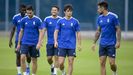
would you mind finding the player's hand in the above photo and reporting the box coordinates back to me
[9,41,13,48]
[78,45,82,51]
[36,43,41,50]
[115,41,120,49]
[91,43,96,51]
[54,41,58,48]
[16,44,20,52]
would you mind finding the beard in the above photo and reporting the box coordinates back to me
[21,13,25,17]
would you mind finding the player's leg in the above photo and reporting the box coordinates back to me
[109,57,117,75]
[58,57,65,75]
[15,42,21,75]
[58,48,66,75]
[31,57,37,75]
[46,44,55,74]
[26,54,31,75]
[53,48,59,74]
[67,49,75,75]
[20,44,29,75]
[16,51,21,75]
[30,45,40,75]
[99,45,107,75]
[107,45,117,75]
[100,56,107,75]
[67,56,74,75]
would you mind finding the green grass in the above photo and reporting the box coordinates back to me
[0,37,133,75]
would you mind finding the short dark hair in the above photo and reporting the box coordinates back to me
[64,4,73,11]
[26,5,34,11]
[20,4,26,9]
[98,1,108,10]
[52,5,59,11]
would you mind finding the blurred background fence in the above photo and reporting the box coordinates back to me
[0,0,133,39]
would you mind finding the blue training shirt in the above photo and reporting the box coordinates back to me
[12,13,26,42]
[97,12,120,46]
[42,16,62,44]
[20,15,43,45]
[55,17,80,49]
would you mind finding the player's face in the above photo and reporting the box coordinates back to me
[26,10,34,18]
[51,7,59,16]
[97,6,104,14]
[64,9,72,17]
[20,8,26,16]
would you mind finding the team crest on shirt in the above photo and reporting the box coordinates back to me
[33,21,35,25]
[49,22,52,24]
[100,20,103,23]
[71,23,73,26]
[107,18,110,23]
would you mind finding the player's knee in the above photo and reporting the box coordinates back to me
[27,56,31,63]
[47,57,52,62]
[59,62,64,67]
[16,54,21,62]
[32,58,37,64]
[16,53,20,59]
[68,60,73,66]
[21,55,26,61]
[110,62,115,67]
[100,61,106,67]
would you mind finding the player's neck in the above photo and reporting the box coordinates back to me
[65,16,72,20]
[28,15,34,19]
[52,15,58,18]
[103,10,109,16]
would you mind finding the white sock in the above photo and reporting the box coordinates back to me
[26,63,30,68]
[17,66,21,74]
[32,74,35,75]
[23,72,27,75]
[53,68,58,74]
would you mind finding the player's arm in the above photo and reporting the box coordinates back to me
[91,26,101,51]
[16,28,23,51]
[38,29,44,44]
[115,25,121,49]
[93,26,101,44]
[54,19,61,48]
[41,20,47,44]
[9,25,16,48]
[41,28,47,44]
[36,19,45,50]
[54,30,59,48]
[76,31,81,51]
[114,15,121,49]
[36,29,44,50]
